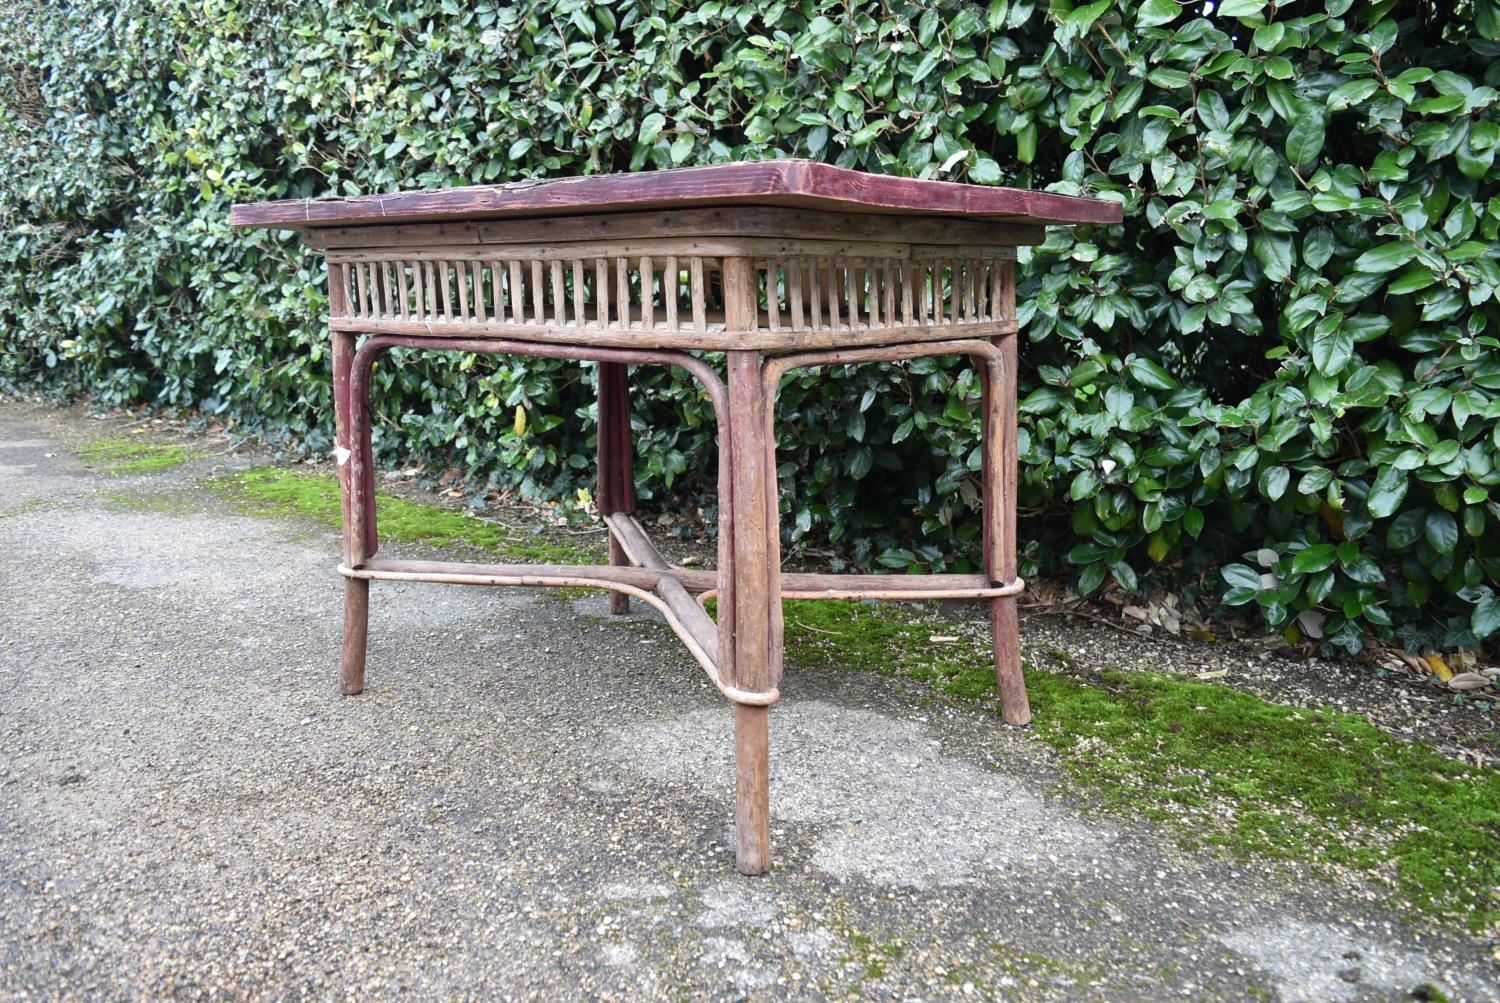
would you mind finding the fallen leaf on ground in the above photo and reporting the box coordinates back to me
[1394,649,1427,674]
[1447,672,1492,692]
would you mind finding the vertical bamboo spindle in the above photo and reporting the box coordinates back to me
[530,260,546,325]
[641,256,655,331]
[616,257,631,329]
[788,258,804,329]
[664,255,679,329]
[551,260,566,325]
[689,257,706,330]
[470,261,485,322]
[509,261,525,325]
[595,258,610,328]
[572,260,585,326]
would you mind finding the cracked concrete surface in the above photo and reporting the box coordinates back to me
[1,401,1495,1001]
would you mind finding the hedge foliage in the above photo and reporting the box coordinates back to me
[3,1,1498,653]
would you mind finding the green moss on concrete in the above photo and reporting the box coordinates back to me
[784,599,997,699]
[1028,669,1500,928]
[784,601,1500,930]
[78,436,193,473]
[0,498,58,519]
[215,467,594,564]
[93,487,206,516]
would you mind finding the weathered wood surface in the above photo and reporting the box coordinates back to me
[231,159,1122,230]
[992,265,1031,725]
[301,207,1047,251]
[327,314,1021,353]
[597,360,634,615]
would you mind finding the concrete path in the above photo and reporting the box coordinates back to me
[1,402,1494,1001]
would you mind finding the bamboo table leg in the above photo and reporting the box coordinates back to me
[722,286,783,874]
[597,361,634,615]
[986,331,1030,725]
[333,330,369,696]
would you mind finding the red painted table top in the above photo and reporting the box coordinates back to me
[230,160,1122,231]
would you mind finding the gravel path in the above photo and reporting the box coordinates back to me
[1,400,1495,1001]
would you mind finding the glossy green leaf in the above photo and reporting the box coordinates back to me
[1285,114,1326,166]
[1352,242,1418,274]
[1137,0,1180,28]
[1367,466,1408,519]
[1425,511,1459,554]
[1289,543,1337,575]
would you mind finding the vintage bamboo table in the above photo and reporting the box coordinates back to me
[231,161,1120,874]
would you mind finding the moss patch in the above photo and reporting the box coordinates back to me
[0,498,59,519]
[215,467,594,564]
[785,599,1000,700]
[785,601,1500,930]
[78,436,193,473]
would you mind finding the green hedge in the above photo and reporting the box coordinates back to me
[3,1,1498,653]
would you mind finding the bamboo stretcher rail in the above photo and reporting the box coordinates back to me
[342,559,774,706]
[605,513,1024,599]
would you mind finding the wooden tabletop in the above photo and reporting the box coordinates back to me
[230,160,1122,231]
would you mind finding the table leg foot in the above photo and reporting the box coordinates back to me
[992,595,1030,725]
[341,578,369,696]
[733,703,771,875]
